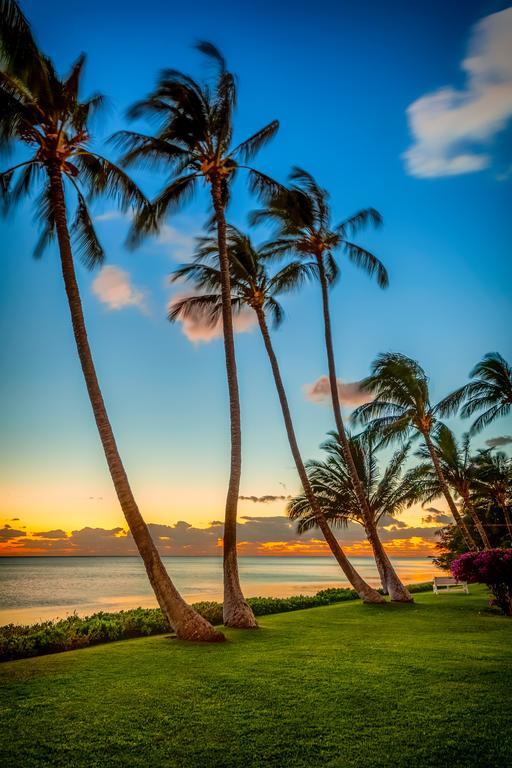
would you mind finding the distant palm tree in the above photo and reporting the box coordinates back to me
[170,227,385,602]
[0,0,222,642]
[412,425,491,549]
[115,44,280,628]
[288,432,417,600]
[251,169,387,552]
[352,353,478,551]
[439,353,512,434]
[472,451,512,540]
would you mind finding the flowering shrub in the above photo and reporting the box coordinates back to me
[451,549,512,616]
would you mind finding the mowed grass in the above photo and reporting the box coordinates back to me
[1,586,510,768]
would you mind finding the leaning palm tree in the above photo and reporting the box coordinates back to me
[251,169,387,552]
[114,44,280,628]
[439,353,512,434]
[288,432,417,600]
[169,227,385,602]
[352,353,478,551]
[472,450,512,540]
[412,425,491,549]
[0,0,222,642]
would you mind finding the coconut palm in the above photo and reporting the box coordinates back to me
[169,227,385,602]
[438,353,512,434]
[0,0,223,642]
[352,353,479,551]
[472,451,512,540]
[412,425,491,549]
[251,169,387,550]
[115,45,280,629]
[288,432,417,600]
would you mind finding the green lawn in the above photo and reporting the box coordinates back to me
[1,586,510,768]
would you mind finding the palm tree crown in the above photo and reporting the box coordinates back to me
[411,425,491,548]
[251,166,387,286]
[438,353,512,434]
[352,352,479,549]
[114,42,279,240]
[288,432,417,533]
[352,353,441,444]
[1,4,145,266]
[412,425,475,501]
[169,225,315,328]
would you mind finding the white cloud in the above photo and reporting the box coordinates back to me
[92,266,148,313]
[303,376,373,408]
[157,224,197,262]
[168,292,257,343]
[94,210,129,222]
[403,7,512,178]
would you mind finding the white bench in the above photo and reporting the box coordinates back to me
[433,576,468,594]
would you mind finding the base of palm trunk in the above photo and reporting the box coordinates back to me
[387,582,414,603]
[223,604,258,628]
[223,597,258,629]
[360,591,387,604]
[173,613,226,642]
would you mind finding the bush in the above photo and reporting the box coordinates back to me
[0,583,431,662]
[451,549,512,616]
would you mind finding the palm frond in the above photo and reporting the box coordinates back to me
[336,208,382,237]
[343,241,388,288]
[230,120,279,163]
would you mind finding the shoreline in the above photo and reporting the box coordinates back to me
[0,573,437,627]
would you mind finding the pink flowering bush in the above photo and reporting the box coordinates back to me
[451,549,512,616]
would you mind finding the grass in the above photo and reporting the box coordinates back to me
[1,586,510,768]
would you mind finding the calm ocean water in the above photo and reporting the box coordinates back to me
[0,556,436,625]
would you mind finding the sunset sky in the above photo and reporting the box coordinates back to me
[1,0,511,557]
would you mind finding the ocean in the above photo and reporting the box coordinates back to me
[0,555,436,625]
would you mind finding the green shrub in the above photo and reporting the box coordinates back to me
[0,583,431,662]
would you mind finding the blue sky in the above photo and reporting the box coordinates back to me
[1,0,511,554]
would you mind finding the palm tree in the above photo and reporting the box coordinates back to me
[0,0,223,642]
[251,169,387,554]
[115,44,280,628]
[412,425,491,549]
[472,451,512,540]
[439,353,512,434]
[169,227,385,602]
[288,432,417,600]
[352,353,479,551]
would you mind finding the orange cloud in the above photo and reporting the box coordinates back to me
[304,376,373,408]
[169,292,257,343]
[0,516,438,558]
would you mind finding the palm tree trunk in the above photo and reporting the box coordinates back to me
[422,432,478,551]
[316,260,386,529]
[462,493,491,549]
[48,163,223,642]
[210,176,257,628]
[364,519,413,603]
[499,504,512,540]
[255,307,385,603]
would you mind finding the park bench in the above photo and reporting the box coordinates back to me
[433,576,468,594]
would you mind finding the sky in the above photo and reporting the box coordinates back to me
[1,0,511,557]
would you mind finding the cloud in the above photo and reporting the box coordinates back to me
[92,266,148,313]
[94,210,130,223]
[421,507,452,525]
[32,529,68,539]
[0,516,442,557]
[304,376,373,408]
[0,525,26,541]
[403,7,512,178]
[239,495,292,503]
[485,435,512,448]
[168,292,257,343]
[157,224,197,262]
[380,515,408,529]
